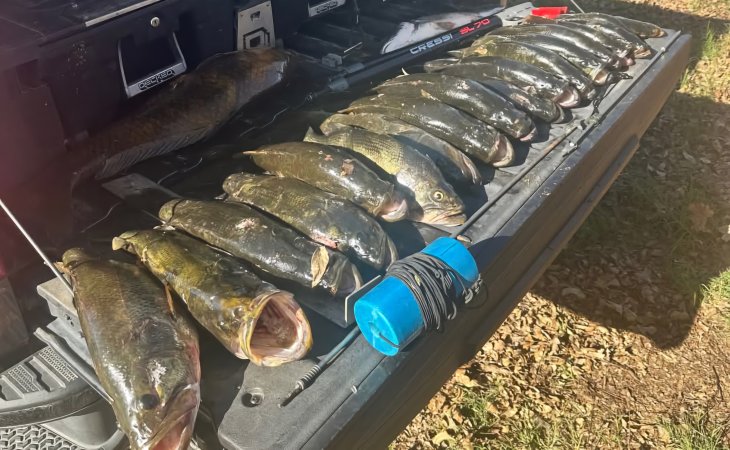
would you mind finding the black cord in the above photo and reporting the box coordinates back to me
[387,253,470,333]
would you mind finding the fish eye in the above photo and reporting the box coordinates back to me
[138,393,159,410]
[432,191,444,202]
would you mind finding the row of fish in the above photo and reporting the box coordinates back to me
[59,12,666,449]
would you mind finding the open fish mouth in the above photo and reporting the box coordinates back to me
[422,210,467,226]
[244,291,312,367]
[520,125,539,142]
[633,47,652,59]
[555,86,581,108]
[144,386,199,450]
[378,190,410,222]
[491,134,515,168]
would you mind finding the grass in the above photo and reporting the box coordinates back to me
[664,412,730,450]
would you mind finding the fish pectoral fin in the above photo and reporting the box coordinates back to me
[163,285,178,319]
[310,246,330,287]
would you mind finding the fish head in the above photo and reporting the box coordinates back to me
[111,230,150,254]
[125,344,201,450]
[158,199,187,222]
[412,182,466,227]
[61,248,96,270]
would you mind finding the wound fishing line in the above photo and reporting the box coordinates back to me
[387,253,471,332]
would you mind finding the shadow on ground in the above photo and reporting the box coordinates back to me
[532,78,729,347]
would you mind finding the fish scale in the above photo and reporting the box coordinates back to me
[319,112,482,185]
[158,200,361,296]
[113,229,312,367]
[464,39,596,99]
[304,126,466,226]
[60,249,200,450]
[222,174,397,269]
[342,94,513,166]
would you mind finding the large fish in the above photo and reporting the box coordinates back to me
[158,199,362,296]
[487,24,622,68]
[380,8,502,54]
[586,14,666,39]
[525,16,635,61]
[342,94,513,166]
[375,73,536,140]
[72,49,292,180]
[457,38,597,99]
[304,126,466,226]
[112,229,312,367]
[477,79,563,123]
[476,34,613,84]
[319,113,481,185]
[246,142,407,221]
[425,56,580,107]
[59,248,200,450]
[556,15,652,57]
[223,174,398,269]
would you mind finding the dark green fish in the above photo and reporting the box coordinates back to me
[342,94,514,166]
[223,174,398,269]
[73,49,292,180]
[425,56,580,107]
[478,79,563,122]
[557,14,652,57]
[319,112,481,185]
[304,125,466,226]
[525,16,635,61]
[487,24,621,68]
[59,248,200,450]
[158,199,362,296]
[604,15,666,38]
[460,38,597,99]
[113,229,312,367]
[376,73,536,140]
[246,142,407,221]
[473,34,613,84]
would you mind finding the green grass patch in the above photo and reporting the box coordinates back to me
[664,412,730,450]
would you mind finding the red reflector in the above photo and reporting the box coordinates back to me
[530,6,569,19]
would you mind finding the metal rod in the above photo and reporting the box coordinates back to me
[0,199,74,296]
[570,0,586,13]
[280,327,361,407]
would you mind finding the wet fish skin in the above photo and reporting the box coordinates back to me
[246,142,407,221]
[60,248,200,450]
[557,15,652,57]
[376,73,536,140]
[223,174,398,269]
[425,56,580,107]
[487,24,621,67]
[525,17,636,61]
[475,34,613,84]
[608,15,666,38]
[319,112,481,185]
[304,126,466,226]
[477,79,563,123]
[158,199,362,296]
[73,49,291,181]
[462,38,597,99]
[112,229,312,367]
[342,94,514,166]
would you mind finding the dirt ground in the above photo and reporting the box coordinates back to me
[393,0,730,448]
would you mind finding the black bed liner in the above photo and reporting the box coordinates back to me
[0,1,691,448]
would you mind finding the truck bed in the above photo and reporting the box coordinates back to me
[0,2,691,448]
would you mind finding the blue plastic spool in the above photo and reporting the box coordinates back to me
[353,237,479,356]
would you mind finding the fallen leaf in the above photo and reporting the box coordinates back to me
[431,430,455,446]
[687,202,714,231]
